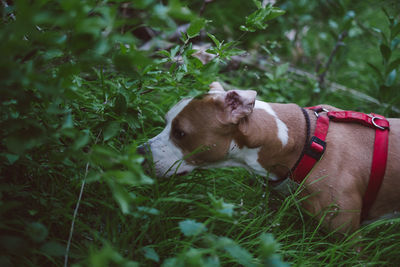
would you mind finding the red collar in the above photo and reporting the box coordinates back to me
[291,106,390,221]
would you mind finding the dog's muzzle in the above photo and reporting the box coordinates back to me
[137,144,148,156]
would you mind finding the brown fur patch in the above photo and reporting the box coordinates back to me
[170,96,235,164]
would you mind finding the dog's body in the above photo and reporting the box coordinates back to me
[142,82,400,233]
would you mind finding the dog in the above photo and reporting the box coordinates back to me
[139,82,400,233]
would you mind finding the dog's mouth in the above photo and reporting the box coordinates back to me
[176,171,188,176]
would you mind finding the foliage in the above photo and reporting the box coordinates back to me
[367,8,400,114]
[239,1,285,32]
[0,0,399,266]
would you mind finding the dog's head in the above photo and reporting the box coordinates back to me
[139,82,257,177]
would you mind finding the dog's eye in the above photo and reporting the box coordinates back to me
[173,128,186,139]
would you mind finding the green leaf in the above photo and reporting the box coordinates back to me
[265,7,286,21]
[3,153,19,164]
[185,248,204,266]
[162,257,179,267]
[103,121,120,141]
[5,134,42,155]
[62,113,74,129]
[392,22,400,39]
[262,255,290,267]
[142,247,159,263]
[40,241,66,257]
[170,45,180,59]
[207,33,221,48]
[204,256,220,267]
[245,9,269,31]
[240,25,255,32]
[90,145,119,168]
[105,170,153,186]
[242,4,285,32]
[114,94,127,115]
[265,73,274,80]
[26,222,48,243]
[133,0,155,9]
[106,180,135,214]
[89,244,139,266]
[382,7,391,22]
[253,0,262,9]
[205,47,218,55]
[367,62,384,81]
[218,237,255,267]
[168,0,194,21]
[391,38,400,50]
[380,44,391,62]
[259,233,280,258]
[208,193,235,217]
[275,63,289,77]
[385,69,397,86]
[137,206,159,215]
[73,130,90,150]
[179,220,207,237]
[157,50,171,58]
[114,49,151,73]
[222,46,246,58]
[187,18,206,38]
[388,58,400,74]
[380,31,388,45]
[43,49,64,60]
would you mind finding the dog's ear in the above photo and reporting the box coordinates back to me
[221,90,257,124]
[208,82,225,93]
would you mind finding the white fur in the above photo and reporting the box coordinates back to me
[149,98,195,177]
[209,81,225,93]
[228,142,266,175]
[254,100,289,147]
[204,141,280,181]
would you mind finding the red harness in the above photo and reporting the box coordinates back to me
[291,106,390,221]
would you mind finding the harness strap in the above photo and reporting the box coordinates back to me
[292,111,329,183]
[328,111,390,220]
[291,107,390,221]
[328,111,390,129]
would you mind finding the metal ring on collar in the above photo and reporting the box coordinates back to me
[371,116,386,130]
[314,108,329,118]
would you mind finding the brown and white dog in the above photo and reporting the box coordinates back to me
[139,82,400,233]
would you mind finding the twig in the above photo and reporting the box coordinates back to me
[64,163,89,267]
[1,0,16,20]
[232,55,400,113]
[138,34,399,113]
[318,31,348,86]
[64,130,102,267]
[199,0,214,16]
[120,3,129,34]
[139,24,190,51]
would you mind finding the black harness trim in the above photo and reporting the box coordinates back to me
[268,107,310,186]
[290,107,311,175]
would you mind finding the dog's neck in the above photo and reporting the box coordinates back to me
[230,101,314,180]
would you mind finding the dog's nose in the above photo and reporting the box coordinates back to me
[137,144,147,156]
[137,143,152,170]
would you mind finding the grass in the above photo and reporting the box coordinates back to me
[1,1,399,266]
[3,65,399,267]
[79,164,400,266]
[67,66,400,266]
